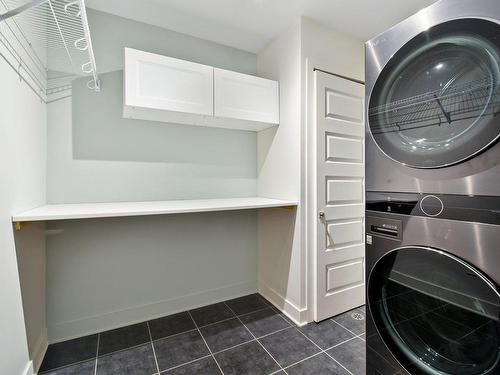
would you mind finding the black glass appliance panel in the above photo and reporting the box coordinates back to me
[368,19,500,168]
[366,191,500,225]
[368,247,500,375]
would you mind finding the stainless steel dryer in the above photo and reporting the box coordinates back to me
[365,191,500,375]
[365,0,500,196]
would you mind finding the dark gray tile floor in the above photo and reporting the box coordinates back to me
[39,294,366,375]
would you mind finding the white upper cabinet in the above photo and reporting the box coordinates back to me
[124,48,213,116]
[123,48,279,131]
[214,68,279,125]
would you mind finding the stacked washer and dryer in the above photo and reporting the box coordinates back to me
[364,0,500,374]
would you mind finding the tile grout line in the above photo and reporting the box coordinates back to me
[151,327,199,341]
[158,354,213,374]
[275,332,363,375]
[293,326,354,375]
[274,351,325,373]
[91,339,158,359]
[93,333,100,375]
[187,310,225,375]
[42,295,269,374]
[323,334,360,352]
[45,297,363,375]
[330,317,365,339]
[147,322,161,374]
[223,301,289,375]
[39,358,98,374]
[356,332,366,342]
[155,300,286,374]
[207,326,294,358]
[256,325,294,340]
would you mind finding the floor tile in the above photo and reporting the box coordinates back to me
[98,322,150,355]
[286,353,350,375]
[299,320,354,350]
[154,330,210,371]
[328,337,365,375]
[259,328,320,367]
[39,360,95,375]
[214,341,280,375]
[148,311,196,340]
[200,317,254,352]
[225,294,268,315]
[165,356,222,374]
[239,307,291,338]
[332,307,366,335]
[190,302,234,326]
[96,343,156,375]
[39,334,98,372]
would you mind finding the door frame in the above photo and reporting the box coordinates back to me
[304,58,366,323]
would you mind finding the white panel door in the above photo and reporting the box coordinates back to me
[315,71,365,322]
[124,48,214,116]
[214,68,279,124]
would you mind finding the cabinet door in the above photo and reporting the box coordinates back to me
[214,68,279,124]
[125,48,213,116]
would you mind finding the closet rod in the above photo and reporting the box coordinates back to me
[313,68,365,85]
[0,49,45,102]
[0,0,45,22]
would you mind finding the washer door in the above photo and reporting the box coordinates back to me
[368,18,500,168]
[368,247,500,375]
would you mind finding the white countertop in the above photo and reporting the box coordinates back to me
[12,197,298,222]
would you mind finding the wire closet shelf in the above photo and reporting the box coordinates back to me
[369,77,500,134]
[0,0,99,98]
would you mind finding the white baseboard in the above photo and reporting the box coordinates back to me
[48,280,257,343]
[30,328,48,373]
[21,361,34,375]
[258,282,308,326]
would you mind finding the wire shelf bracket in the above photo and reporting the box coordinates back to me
[0,0,100,98]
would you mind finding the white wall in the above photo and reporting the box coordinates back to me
[0,34,47,375]
[256,19,306,324]
[301,18,364,322]
[45,10,261,342]
[256,17,364,325]
[301,17,364,82]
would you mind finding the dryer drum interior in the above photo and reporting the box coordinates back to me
[368,246,500,375]
[368,18,500,169]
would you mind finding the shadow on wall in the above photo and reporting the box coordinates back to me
[14,222,47,372]
[70,70,257,178]
[258,207,297,312]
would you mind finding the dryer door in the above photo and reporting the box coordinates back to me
[368,246,500,375]
[368,18,500,168]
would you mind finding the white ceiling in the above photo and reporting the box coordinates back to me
[86,0,438,53]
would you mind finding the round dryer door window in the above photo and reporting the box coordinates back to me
[368,18,500,168]
[368,247,500,375]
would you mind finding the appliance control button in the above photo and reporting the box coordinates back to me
[420,195,444,217]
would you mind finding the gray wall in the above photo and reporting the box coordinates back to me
[46,9,260,342]
[48,8,258,204]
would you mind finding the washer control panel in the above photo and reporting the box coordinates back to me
[366,192,500,225]
[367,216,402,241]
